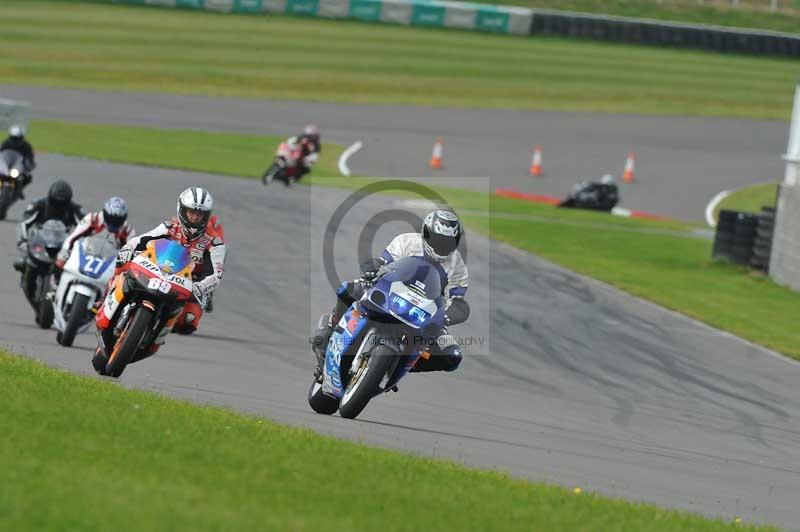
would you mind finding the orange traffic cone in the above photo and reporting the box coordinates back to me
[622,152,636,183]
[529,145,543,177]
[429,137,444,170]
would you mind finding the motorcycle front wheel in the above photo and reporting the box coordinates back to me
[261,163,280,185]
[307,380,340,415]
[338,345,396,420]
[105,306,154,378]
[58,293,90,347]
[0,185,13,220]
[36,299,54,330]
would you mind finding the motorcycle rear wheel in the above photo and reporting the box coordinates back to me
[58,293,90,347]
[105,306,154,378]
[338,345,396,420]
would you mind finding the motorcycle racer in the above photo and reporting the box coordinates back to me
[311,210,470,378]
[93,187,225,373]
[287,124,321,181]
[55,196,134,270]
[13,179,83,273]
[1,125,35,198]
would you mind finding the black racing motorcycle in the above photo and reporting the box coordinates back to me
[558,181,619,212]
[22,220,68,329]
[0,149,27,220]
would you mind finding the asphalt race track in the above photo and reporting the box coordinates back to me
[0,84,788,221]
[2,154,799,528]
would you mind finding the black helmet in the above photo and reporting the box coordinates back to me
[47,180,73,209]
[422,210,462,262]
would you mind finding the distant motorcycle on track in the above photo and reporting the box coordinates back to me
[0,149,28,220]
[21,219,68,329]
[261,141,305,187]
[558,177,619,212]
[53,232,118,347]
[308,256,467,419]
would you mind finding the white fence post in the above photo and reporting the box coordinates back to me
[783,84,800,186]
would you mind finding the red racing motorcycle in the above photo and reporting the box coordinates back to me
[261,141,305,186]
[100,239,195,378]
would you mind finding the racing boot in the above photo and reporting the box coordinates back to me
[310,314,334,379]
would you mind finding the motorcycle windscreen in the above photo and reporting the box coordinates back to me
[82,233,117,259]
[78,235,116,278]
[39,220,68,255]
[0,150,21,177]
[152,239,193,276]
[380,256,443,300]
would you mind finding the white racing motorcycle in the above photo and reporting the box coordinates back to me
[54,232,118,347]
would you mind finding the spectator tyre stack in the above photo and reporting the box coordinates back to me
[751,206,776,273]
[713,210,758,266]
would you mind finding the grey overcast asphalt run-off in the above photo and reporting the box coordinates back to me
[0,84,788,221]
[2,155,800,528]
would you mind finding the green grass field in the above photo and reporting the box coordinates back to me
[4,1,797,119]
[0,351,771,531]
[33,120,344,178]
[32,119,800,360]
[715,182,779,217]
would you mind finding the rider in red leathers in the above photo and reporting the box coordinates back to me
[55,196,134,270]
[93,187,225,374]
[291,124,321,181]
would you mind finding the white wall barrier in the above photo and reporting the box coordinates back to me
[115,0,534,36]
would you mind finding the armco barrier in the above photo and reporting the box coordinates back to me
[529,9,800,57]
[116,0,534,35]
[115,0,800,56]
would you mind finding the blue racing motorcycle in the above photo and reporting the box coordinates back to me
[308,256,451,419]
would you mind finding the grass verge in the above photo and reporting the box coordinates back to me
[715,182,779,218]
[31,118,800,359]
[0,350,770,531]
[33,119,343,178]
[3,1,797,119]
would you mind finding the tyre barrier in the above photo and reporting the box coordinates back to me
[530,10,800,58]
[713,207,776,271]
[712,210,758,266]
[751,206,776,273]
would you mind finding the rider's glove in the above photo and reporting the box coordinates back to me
[116,246,133,268]
[192,284,208,307]
[359,258,382,286]
[56,249,69,266]
[444,298,470,326]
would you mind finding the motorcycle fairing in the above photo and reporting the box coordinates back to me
[77,240,115,280]
[323,305,369,398]
[129,240,194,300]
